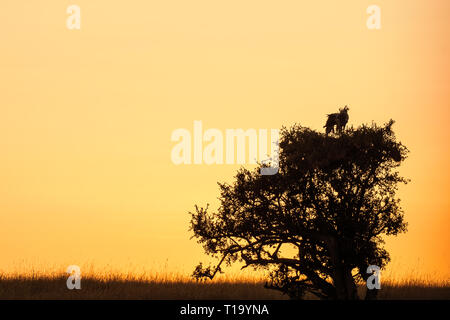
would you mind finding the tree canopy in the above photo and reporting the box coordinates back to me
[189,120,409,300]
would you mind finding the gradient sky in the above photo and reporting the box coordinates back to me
[1,1,449,279]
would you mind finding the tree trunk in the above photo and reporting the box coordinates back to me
[344,268,358,300]
[327,237,359,300]
[364,288,378,300]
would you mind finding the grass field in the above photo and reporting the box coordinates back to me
[1,271,449,300]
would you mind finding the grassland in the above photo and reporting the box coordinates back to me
[1,271,449,300]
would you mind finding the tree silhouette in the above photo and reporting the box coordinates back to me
[189,120,408,300]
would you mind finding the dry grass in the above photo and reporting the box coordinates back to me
[1,270,449,300]
[0,272,285,300]
[370,278,450,300]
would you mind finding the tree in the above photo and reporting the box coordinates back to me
[189,120,408,300]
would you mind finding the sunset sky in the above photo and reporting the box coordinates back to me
[1,1,449,280]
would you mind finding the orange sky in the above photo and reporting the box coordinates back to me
[0,0,449,280]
